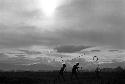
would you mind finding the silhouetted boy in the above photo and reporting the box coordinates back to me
[95,65,100,79]
[71,63,79,80]
[58,64,66,81]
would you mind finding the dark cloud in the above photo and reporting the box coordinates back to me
[0,24,62,48]
[0,0,125,49]
[54,45,91,53]
[15,55,26,57]
[58,29,125,49]
[109,50,119,52]
[0,53,8,57]
[8,53,24,55]
[0,53,9,60]
[91,50,101,52]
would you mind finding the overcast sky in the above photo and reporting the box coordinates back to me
[0,0,125,49]
[0,0,125,70]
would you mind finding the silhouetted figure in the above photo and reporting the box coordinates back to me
[58,64,66,81]
[95,65,100,79]
[71,63,79,80]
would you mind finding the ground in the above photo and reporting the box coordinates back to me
[0,71,125,84]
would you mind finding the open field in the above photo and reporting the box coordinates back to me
[0,71,125,84]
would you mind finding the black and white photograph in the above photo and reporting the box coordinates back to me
[0,0,125,84]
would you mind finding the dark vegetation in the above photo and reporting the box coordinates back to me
[0,68,125,84]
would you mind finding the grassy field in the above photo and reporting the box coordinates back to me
[0,71,125,84]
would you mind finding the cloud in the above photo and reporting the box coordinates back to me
[55,45,91,53]
[0,0,125,49]
[0,53,12,61]
[58,29,125,49]
[109,50,119,52]
[0,24,63,48]
[91,50,101,52]
[7,53,24,55]
[19,50,42,55]
[0,53,9,58]
[15,55,26,57]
